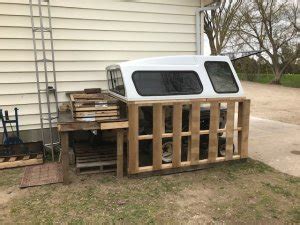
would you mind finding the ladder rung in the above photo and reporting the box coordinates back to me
[42,116,58,121]
[36,59,53,63]
[33,27,52,32]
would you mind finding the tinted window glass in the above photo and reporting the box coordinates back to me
[204,61,239,93]
[107,69,125,96]
[132,71,202,96]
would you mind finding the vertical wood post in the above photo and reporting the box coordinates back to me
[225,102,235,160]
[172,103,182,167]
[128,104,139,174]
[153,104,163,170]
[208,102,220,162]
[61,131,70,184]
[116,129,124,178]
[161,106,165,133]
[238,99,250,158]
[190,101,201,164]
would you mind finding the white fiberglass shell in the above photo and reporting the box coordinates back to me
[106,55,244,101]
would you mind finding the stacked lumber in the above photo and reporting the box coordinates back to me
[70,93,120,122]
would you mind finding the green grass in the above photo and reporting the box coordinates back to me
[239,73,300,88]
[1,159,299,224]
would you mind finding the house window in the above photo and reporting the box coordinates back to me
[132,71,203,96]
[107,69,125,96]
[204,61,239,93]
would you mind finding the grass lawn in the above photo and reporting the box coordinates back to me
[239,74,300,88]
[0,159,299,224]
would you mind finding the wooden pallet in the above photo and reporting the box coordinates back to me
[74,143,117,174]
[0,154,43,169]
[70,93,120,122]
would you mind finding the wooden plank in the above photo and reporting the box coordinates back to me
[238,100,251,158]
[76,116,119,122]
[75,110,119,117]
[153,104,163,170]
[172,103,182,168]
[8,157,17,162]
[74,106,119,112]
[162,106,166,133]
[76,160,116,168]
[208,102,220,162]
[117,129,124,178]
[0,158,5,163]
[190,101,201,165]
[0,158,43,170]
[100,121,129,130]
[128,104,139,174]
[187,106,192,161]
[225,102,235,160]
[61,132,70,185]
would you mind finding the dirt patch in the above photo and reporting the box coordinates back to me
[242,81,300,125]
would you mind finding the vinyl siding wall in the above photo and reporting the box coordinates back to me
[0,0,211,131]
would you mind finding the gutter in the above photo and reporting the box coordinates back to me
[196,0,221,55]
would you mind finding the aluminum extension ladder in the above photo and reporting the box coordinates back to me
[29,0,60,161]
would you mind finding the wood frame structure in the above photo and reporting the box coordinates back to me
[127,97,250,175]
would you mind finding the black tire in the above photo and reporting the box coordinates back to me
[218,137,235,157]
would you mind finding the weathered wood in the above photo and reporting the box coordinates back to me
[0,158,43,169]
[117,129,124,178]
[208,102,220,162]
[153,104,163,170]
[75,110,119,117]
[172,103,182,168]
[190,101,201,165]
[238,100,250,158]
[128,104,139,174]
[61,132,70,185]
[225,102,235,160]
[74,106,119,112]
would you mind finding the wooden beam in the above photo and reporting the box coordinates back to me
[61,132,70,185]
[238,100,251,158]
[225,102,235,160]
[162,106,166,134]
[0,158,43,169]
[190,101,201,165]
[153,104,163,170]
[128,104,139,174]
[116,129,124,178]
[100,121,129,130]
[172,103,182,168]
[208,102,220,162]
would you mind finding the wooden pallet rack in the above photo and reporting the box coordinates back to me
[74,142,117,174]
[127,97,250,175]
[0,153,43,169]
[70,93,120,122]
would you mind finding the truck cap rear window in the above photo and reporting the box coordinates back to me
[132,71,203,96]
[204,61,239,93]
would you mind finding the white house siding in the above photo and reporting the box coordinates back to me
[0,0,213,131]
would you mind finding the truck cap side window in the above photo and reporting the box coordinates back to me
[204,61,239,93]
[132,71,203,96]
[107,69,125,96]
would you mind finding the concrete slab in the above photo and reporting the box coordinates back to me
[249,117,300,177]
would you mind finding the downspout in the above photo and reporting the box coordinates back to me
[196,1,221,55]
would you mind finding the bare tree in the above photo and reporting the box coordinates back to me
[204,0,243,55]
[237,0,299,84]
